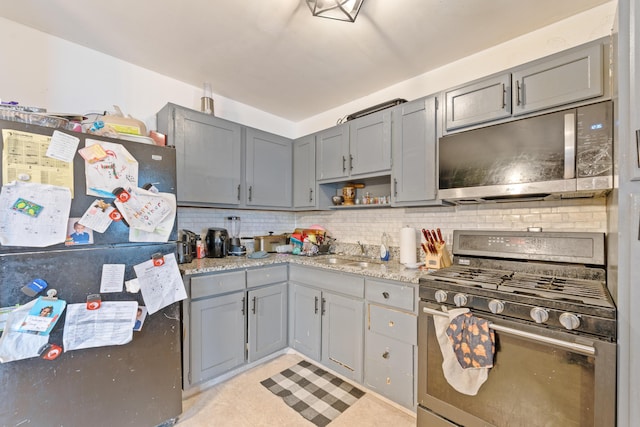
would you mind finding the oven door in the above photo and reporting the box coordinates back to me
[417,301,616,427]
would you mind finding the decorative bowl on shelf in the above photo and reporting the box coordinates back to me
[331,195,344,205]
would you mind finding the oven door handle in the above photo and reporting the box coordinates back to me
[422,306,595,356]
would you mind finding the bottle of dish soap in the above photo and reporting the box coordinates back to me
[380,232,390,261]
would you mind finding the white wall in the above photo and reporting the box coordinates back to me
[296,1,618,135]
[0,17,296,138]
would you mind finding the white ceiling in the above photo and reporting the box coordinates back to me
[0,0,611,122]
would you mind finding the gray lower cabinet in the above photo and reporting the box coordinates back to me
[391,96,438,206]
[364,278,418,409]
[185,265,288,388]
[247,282,288,362]
[289,265,365,382]
[190,290,246,385]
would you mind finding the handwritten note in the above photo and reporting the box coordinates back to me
[84,139,138,198]
[133,253,186,315]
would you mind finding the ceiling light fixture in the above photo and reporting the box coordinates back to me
[306,0,365,23]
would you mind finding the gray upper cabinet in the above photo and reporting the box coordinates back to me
[349,110,392,177]
[316,123,350,181]
[157,103,242,206]
[512,43,603,116]
[245,127,293,208]
[444,74,511,131]
[391,96,438,206]
[293,134,317,209]
[444,39,607,132]
[316,110,392,182]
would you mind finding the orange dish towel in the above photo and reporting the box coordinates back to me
[446,312,495,369]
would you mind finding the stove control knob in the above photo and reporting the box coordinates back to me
[434,290,448,303]
[488,299,505,314]
[453,293,468,307]
[530,307,549,324]
[559,312,581,330]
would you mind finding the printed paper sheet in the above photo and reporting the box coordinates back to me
[0,181,72,247]
[62,301,138,351]
[133,253,186,315]
[1,129,74,195]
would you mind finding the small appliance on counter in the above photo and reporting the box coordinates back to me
[254,232,288,253]
[226,216,246,256]
[178,229,198,264]
[205,227,228,258]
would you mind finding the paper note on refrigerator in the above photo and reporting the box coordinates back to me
[1,129,74,195]
[0,181,72,247]
[128,192,176,242]
[0,299,49,363]
[62,301,138,351]
[84,139,138,198]
[45,131,80,163]
[133,253,186,315]
[113,186,173,233]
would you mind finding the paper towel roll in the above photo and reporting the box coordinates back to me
[400,227,417,264]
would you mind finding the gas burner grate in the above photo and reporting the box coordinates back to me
[427,266,509,290]
[498,272,612,307]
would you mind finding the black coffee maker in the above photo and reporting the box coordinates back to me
[177,229,197,264]
[205,227,228,258]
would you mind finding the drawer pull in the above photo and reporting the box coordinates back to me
[388,320,395,327]
[314,296,319,314]
[382,351,390,359]
[382,291,390,299]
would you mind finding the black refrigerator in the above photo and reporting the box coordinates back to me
[0,119,182,427]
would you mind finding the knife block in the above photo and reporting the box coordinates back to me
[424,243,452,269]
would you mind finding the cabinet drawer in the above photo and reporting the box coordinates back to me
[247,264,288,288]
[190,270,246,299]
[366,279,415,312]
[369,304,416,345]
[289,264,364,298]
[364,332,414,408]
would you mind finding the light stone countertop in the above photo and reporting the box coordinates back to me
[179,253,433,284]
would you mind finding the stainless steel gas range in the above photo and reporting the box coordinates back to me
[417,230,616,427]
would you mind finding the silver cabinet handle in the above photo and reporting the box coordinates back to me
[241,297,245,315]
[252,296,257,314]
[321,297,326,315]
[237,184,241,201]
[309,188,313,202]
[248,186,253,201]
[314,296,319,314]
[516,80,522,106]
[393,178,398,197]
[502,83,506,109]
[564,113,576,179]
[342,156,346,172]
[421,306,595,356]
[349,154,354,171]
[382,351,390,359]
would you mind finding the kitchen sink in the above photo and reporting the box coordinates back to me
[318,257,355,265]
[347,261,381,268]
[315,256,383,269]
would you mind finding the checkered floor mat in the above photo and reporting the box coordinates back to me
[261,360,365,426]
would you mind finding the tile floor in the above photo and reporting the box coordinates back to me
[177,353,416,426]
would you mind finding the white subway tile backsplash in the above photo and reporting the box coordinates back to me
[177,197,607,247]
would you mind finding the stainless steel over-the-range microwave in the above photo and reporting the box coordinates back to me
[438,101,613,203]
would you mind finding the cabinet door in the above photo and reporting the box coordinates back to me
[293,135,317,208]
[245,128,293,208]
[247,283,288,362]
[392,96,437,205]
[168,106,242,206]
[445,74,511,131]
[321,291,364,382]
[349,110,392,176]
[316,123,350,181]
[513,43,603,116]
[190,292,245,384]
[289,283,322,361]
